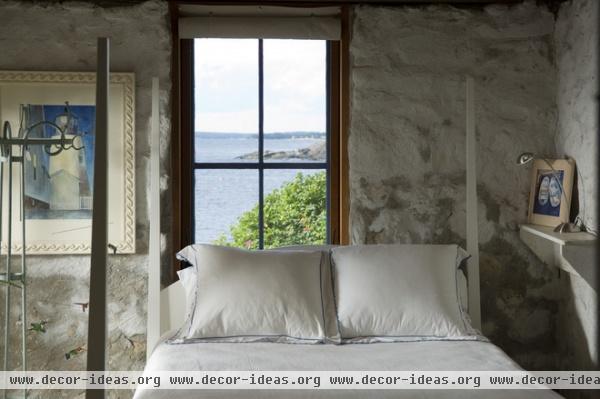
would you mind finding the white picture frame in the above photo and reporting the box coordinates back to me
[0,71,135,254]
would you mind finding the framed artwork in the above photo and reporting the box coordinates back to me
[0,71,135,254]
[528,158,574,228]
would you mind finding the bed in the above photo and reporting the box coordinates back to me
[131,243,564,399]
[129,78,564,399]
[134,339,562,399]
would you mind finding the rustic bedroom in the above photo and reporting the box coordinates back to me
[0,0,597,398]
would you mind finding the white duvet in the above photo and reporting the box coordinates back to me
[134,340,563,399]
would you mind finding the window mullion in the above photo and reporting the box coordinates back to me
[258,39,265,249]
[194,163,327,170]
[326,41,332,244]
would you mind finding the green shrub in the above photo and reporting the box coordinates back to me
[214,171,326,249]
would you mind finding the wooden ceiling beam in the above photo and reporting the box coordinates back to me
[173,1,524,4]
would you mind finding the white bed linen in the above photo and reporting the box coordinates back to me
[331,244,475,341]
[173,245,326,343]
[134,341,563,399]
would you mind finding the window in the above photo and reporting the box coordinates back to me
[172,7,350,273]
[191,38,330,249]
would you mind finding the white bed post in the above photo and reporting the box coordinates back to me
[147,78,185,352]
[147,78,161,360]
[86,37,110,399]
[466,76,482,330]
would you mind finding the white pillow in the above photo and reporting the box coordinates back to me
[273,245,341,344]
[170,244,328,343]
[331,244,478,342]
[175,266,196,328]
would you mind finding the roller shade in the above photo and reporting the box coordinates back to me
[178,6,341,40]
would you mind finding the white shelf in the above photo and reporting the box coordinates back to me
[520,224,596,245]
[519,224,597,292]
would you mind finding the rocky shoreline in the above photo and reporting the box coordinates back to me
[236,141,326,161]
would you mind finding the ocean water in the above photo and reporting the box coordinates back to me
[194,136,325,244]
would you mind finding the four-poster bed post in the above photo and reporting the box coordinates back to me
[147,77,161,360]
[466,76,481,330]
[86,37,110,399]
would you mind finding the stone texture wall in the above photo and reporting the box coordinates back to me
[554,0,599,383]
[0,1,172,397]
[556,0,599,233]
[349,2,562,369]
[0,2,596,399]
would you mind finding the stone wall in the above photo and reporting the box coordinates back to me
[349,1,562,369]
[0,1,171,397]
[0,1,597,399]
[556,0,599,233]
[554,0,599,385]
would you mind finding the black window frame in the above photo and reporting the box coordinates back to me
[190,38,332,249]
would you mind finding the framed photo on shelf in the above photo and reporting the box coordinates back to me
[528,158,574,228]
[0,71,135,254]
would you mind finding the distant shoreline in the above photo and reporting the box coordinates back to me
[237,141,326,161]
[196,131,326,140]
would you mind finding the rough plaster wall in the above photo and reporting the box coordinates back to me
[0,1,172,397]
[349,2,562,369]
[555,0,599,233]
[555,0,599,379]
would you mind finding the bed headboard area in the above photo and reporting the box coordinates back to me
[146,75,482,356]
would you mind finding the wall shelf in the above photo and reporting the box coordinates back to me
[519,224,597,292]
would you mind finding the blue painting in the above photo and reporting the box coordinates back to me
[532,169,564,217]
[22,104,95,219]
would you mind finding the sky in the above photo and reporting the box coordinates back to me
[194,38,326,134]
